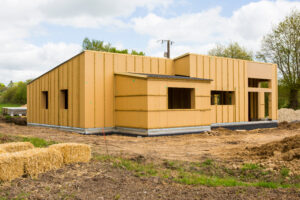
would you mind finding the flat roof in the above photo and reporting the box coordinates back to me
[116,72,212,81]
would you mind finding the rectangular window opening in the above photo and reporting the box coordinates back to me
[168,88,195,109]
[42,91,48,109]
[248,78,270,88]
[211,91,234,105]
[60,90,68,109]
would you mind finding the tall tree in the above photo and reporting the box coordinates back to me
[257,10,300,109]
[82,37,145,56]
[208,42,253,61]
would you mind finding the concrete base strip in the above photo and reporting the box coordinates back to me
[115,126,211,136]
[27,123,114,134]
[28,121,278,136]
[211,120,278,130]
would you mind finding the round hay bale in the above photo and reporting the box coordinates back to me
[49,143,91,164]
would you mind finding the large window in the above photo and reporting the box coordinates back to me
[211,91,234,105]
[60,90,68,109]
[42,91,48,109]
[168,88,195,109]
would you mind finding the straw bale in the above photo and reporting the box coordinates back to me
[0,148,6,154]
[0,152,24,181]
[0,142,34,153]
[21,148,63,177]
[49,143,91,164]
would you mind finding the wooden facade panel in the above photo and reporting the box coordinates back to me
[189,55,197,77]
[115,96,148,111]
[114,54,126,72]
[126,56,135,72]
[143,57,151,73]
[165,60,173,75]
[210,57,216,89]
[151,58,159,74]
[211,106,216,123]
[27,51,277,131]
[223,105,228,123]
[203,56,210,79]
[222,59,227,90]
[72,57,80,127]
[135,56,143,73]
[84,51,95,128]
[239,61,245,122]
[95,53,105,127]
[115,111,147,129]
[197,55,203,78]
[228,59,233,91]
[115,76,147,96]
[216,58,222,90]
[104,53,114,127]
[158,59,166,74]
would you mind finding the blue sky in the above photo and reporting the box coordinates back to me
[0,0,300,84]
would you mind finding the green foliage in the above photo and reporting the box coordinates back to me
[93,154,300,189]
[82,37,145,56]
[242,163,260,171]
[22,137,56,147]
[208,42,253,61]
[257,10,300,109]
[202,159,213,166]
[280,168,290,177]
[0,80,31,105]
[0,103,22,114]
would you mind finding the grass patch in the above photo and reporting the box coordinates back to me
[22,137,56,147]
[0,133,56,148]
[242,163,260,171]
[93,154,300,189]
[202,159,213,166]
[280,168,290,177]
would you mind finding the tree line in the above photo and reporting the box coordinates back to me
[0,80,30,105]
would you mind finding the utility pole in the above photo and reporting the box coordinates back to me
[159,40,174,58]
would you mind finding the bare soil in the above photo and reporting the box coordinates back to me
[0,121,300,199]
[1,161,299,200]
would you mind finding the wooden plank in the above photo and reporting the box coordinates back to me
[158,59,166,74]
[197,55,203,78]
[203,56,210,79]
[143,57,151,73]
[104,53,114,127]
[135,56,143,73]
[150,58,159,74]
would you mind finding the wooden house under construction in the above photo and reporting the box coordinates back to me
[27,50,278,136]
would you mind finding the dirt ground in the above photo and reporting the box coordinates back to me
[0,121,300,199]
[0,122,300,168]
[1,161,299,200]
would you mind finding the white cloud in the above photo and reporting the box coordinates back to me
[0,0,173,84]
[133,0,300,58]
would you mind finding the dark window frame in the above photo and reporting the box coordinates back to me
[168,87,195,109]
[60,89,68,109]
[211,91,234,105]
[42,91,49,109]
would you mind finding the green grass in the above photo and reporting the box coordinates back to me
[280,168,290,177]
[0,103,22,114]
[22,137,56,147]
[0,133,56,148]
[93,154,300,189]
[242,163,260,171]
